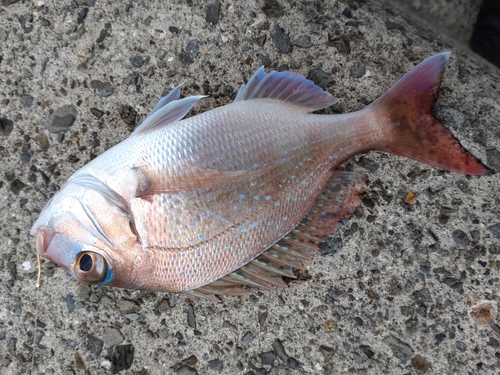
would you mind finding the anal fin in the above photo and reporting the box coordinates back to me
[186,171,367,301]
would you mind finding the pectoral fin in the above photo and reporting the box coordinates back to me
[134,165,270,196]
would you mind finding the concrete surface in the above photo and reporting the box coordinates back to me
[381,0,483,48]
[1,0,499,374]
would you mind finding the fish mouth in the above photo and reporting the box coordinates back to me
[34,227,78,271]
[35,226,54,257]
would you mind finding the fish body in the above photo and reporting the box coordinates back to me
[31,53,492,298]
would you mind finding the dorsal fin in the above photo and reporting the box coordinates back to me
[234,66,338,112]
[147,83,183,116]
[185,171,367,302]
[131,85,205,136]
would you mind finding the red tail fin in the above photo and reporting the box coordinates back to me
[370,53,493,176]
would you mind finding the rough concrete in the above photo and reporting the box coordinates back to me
[381,0,483,48]
[0,0,499,374]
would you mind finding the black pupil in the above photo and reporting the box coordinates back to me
[79,254,93,272]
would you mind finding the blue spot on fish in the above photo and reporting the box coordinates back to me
[287,196,291,200]
[275,201,280,206]
[251,222,259,227]
[267,221,271,226]
[196,252,201,257]
[240,194,245,199]
[225,244,230,248]
[238,226,245,232]
[198,234,204,239]
[291,175,295,179]
[181,271,185,276]
[218,215,223,221]
[254,195,259,200]
[265,196,271,200]
[214,243,219,248]
[283,216,288,220]
[238,249,243,254]
[181,253,186,258]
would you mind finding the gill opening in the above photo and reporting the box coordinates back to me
[70,173,142,244]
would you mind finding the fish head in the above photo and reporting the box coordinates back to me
[31,177,138,286]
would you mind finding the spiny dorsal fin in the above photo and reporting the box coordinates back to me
[131,84,204,136]
[186,171,367,302]
[234,66,338,112]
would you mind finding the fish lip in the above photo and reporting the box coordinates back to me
[35,226,54,256]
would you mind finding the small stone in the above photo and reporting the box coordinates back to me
[241,331,253,347]
[169,26,179,34]
[205,2,220,24]
[329,35,350,55]
[96,22,111,44]
[103,327,124,347]
[361,345,374,358]
[10,179,26,195]
[468,298,498,326]
[90,80,114,97]
[319,345,334,361]
[208,358,223,371]
[271,339,289,363]
[0,117,14,137]
[78,284,91,300]
[178,52,193,66]
[488,223,500,238]
[176,365,198,375]
[261,0,284,18]
[65,293,76,313]
[46,105,78,134]
[287,357,300,369]
[386,21,406,32]
[90,108,104,118]
[77,8,89,24]
[486,148,500,171]
[452,230,470,249]
[384,335,414,363]
[455,341,467,352]
[307,69,331,89]
[117,299,139,314]
[75,351,86,370]
[258,351,276,365]
[186,40,199,58]
[130,55,149,68]
[489,244,500,255]
[20,95,34,107]
[112,344,134,372]
[258,54,271,67]
[22,67,33,78]
[157,299,170,312]
[350,64,366,78]
[271,26,292,54]
[187,304,196,329]
[411,354,431,373]
[294,35,312,48]
[86,334,104,356]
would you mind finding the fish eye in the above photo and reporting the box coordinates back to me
[74,251,108,284]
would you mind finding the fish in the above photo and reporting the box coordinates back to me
[30,53,493,302]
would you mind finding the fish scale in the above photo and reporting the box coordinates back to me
[31,53,493,297]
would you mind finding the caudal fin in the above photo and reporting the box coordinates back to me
[370,52,493,176]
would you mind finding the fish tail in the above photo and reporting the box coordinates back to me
[370,52,494,176]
